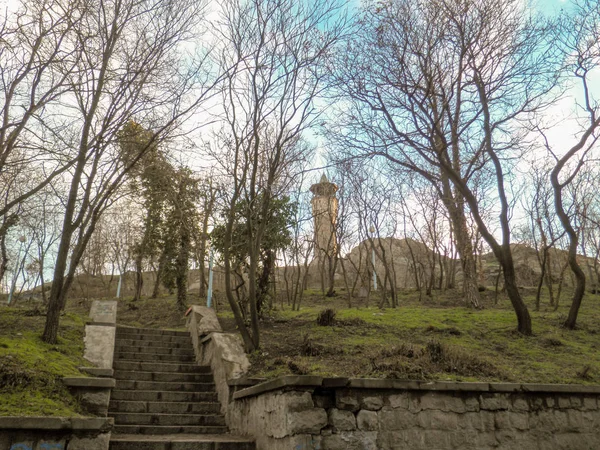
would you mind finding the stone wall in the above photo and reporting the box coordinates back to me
[227,376,600,450]
[186,305,250,415]
[0,417,112,450]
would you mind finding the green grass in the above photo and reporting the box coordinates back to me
[0,307,88,417]
[227,287,600,384]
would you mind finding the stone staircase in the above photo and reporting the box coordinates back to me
[109,327,255,450]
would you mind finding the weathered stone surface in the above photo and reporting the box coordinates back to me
[224,373,600,450]
[323,431,377,450]
[83,325,116,369]
[361,396,383,411]
[417,410,458,430]
[378,408,417,430]
[480,394,510,411]
[357,410,378,431]
[190,305,222,336]
[513,397,529,411]
[387,393,408,409]
[89,300,117,324]
[464,397,479,412]
[583,397,597,410]
[288,408,327,434]
[328,408,356,431]
[80,390,111,415]
[203,332,250,414]
[335,392,360,412]
[67,432,110,450]
[417,392,466,413]
[558,396,572,409]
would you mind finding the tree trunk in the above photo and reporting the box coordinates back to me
[152,252,166,299]
[551,168,586,329]
[133,253,143,301]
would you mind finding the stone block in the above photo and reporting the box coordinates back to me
[378,408,417,431]
[387,393,408,410]
[288,408,327,434]
[417,392,466,413]
[67,433,109,450]
[421,430,451,448]
[89,300,117,324]
[83,325,116,369]
[357,410,378,431]
[376,431,409,450]
[513,397,529,412]
[494,411,511,430]
[284,391,314,412]
[459,411,495,431]
[417,410,458,430]
[80,390,111,416]
[208,332,251,380]
[335,392,360,412]
[582,397,597,411]
[465,397,479,412]
[321,432,377,450]
[361,396,383,411]
[558,397,571,409]
[480,394,509,411]
[545,396,556,408]
[190,306,222,336]
[329,409,356,431]
[510,412,529,430]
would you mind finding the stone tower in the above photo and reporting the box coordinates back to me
[310,174,338,262]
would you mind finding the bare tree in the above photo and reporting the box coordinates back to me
[544,0,600,329]
[42,0,217,343]
[0,0,83,246]
[209,0,346,351]
[328,0,558,334]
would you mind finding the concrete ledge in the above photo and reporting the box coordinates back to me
[63,377,115,388]
[80,367,114,378]
[0,417,113,431]
[233,375,600,400]
[227,377,266,387]
[86,321,116,327]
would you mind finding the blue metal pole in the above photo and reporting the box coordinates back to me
[207,247,214,308]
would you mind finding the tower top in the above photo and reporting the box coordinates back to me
[310,173,338,197]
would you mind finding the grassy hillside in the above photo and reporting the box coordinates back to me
[218,287,600,385]
[0,307,88,417]
[1,283,597,419]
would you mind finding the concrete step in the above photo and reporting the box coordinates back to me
[109,434,255,450]
[114,352,195,362]
[113,361,210,373]
[114,370,213,383]
[113,425,229,435]
[115,380,216,392]
[116,338,193,349]
[111,412,226,426]
[109,400,221,415]
[116,328,189,337]
[115,345,195,356]
[111,390,218,403]
[115,334,192,345]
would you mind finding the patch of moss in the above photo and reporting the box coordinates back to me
[0,307,88,417]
